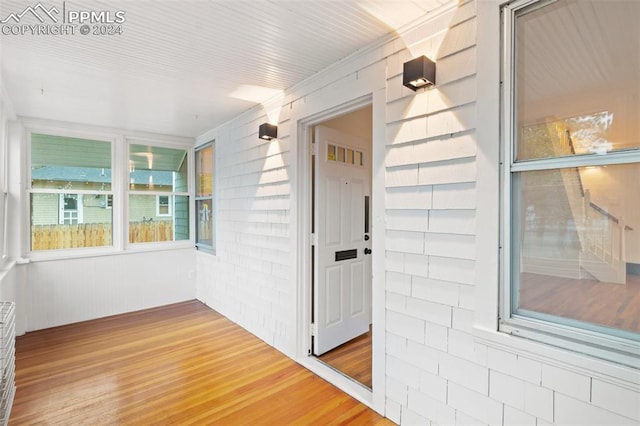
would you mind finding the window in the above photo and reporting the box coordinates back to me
[128,143,190,244]
[195,142,214,251]
[156,195,172,216]
[502,0,640,365]
[0,101,7,263]
[30,133,113,251]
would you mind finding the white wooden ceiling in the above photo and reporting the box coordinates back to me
[0,0,447,137]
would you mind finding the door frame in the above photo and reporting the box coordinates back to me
[294,90,386,415]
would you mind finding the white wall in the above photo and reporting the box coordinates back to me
[196,0,640,425]
[25,249,195,331]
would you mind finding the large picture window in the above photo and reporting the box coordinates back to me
[195,142,214,252]
[502,0,640,365]
[128,143,190,244]
[30,133,113,251]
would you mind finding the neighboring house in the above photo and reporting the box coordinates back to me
[30,166,174,226]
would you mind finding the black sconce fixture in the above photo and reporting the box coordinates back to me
[403,55,436,91]
[259,123,278,140]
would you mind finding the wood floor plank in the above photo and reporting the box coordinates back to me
[10,301,393,425]
[318,327,372,388]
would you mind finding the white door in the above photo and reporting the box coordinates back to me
[313,125,371,356]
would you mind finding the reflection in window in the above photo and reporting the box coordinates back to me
[128,143,189,243]
[29,133,113,251]
[195,142,214,251]
[503,0,640,362]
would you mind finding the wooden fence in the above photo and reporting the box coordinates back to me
[31,221,173,250]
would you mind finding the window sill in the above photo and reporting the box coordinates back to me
[473,325,640,390]
[28,242,195,263]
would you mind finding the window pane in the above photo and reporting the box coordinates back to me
[30,193,113,250]
[196,199,213,248]
[196,145,213,197]
[31,133,112,190]
[513,163,640,337]
[514,1,640,161]
[129,195,189,243]
[129,144,188,192]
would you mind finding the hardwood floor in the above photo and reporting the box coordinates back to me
[318,328,372,389]
[10,301,393,425]
[520,272,640,332]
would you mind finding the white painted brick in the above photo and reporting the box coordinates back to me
[458,283,475,310]
[428,77,477,115]
[486,348,542,385]
[386,91,428,123]
[386,331,407,354]
[386,400,402,425]
[388,271,412,296]
[424,321,448,352]
[404,253,429,277]
[432,182,476,209]
[437,17,477,59]
[387,230,425,254]
[440,352,489,395]
[403,340,441,374]
[419,369,448,403]
[387,209,429,232]
[541,364,591,402]
[555,393,638,425]
[412,276,459,307]
[455,411,487,426]
[412,133,476,164]
[490,370,525,410]
[408,388,457,425]
[427,104,476,138]
[406,297,452,327]
[418,157,476,186]
[591,379,640,421]
[386,185,433,210]
[387,376,409,406]
[387,310,425,343]
[386,250,405,273]
[387,291,407,312]
[387,164,419,187]
[447,329,474,361]
[448,382,503,426]
[474,342,488,366]
[523,382,553,423]
[387,117,428,145]
[429,256,475,285]
[452,307,474,332]
[424,233,475,260]
[401,407,430,426]
[387,355,422,389]
[429,209,476,235]
[436,46,477,86]
[503,406,536,426]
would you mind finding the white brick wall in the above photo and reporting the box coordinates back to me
[196,0,639,425]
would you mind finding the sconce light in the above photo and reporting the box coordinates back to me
[259,123,278,140]
[403,55,436,91]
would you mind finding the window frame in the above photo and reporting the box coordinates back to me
[499,0,640,367]
[194,141,215,253]
[126,138,192,247]
[28,129,117,255]
[24,122,195,259]
[156,195,172,217]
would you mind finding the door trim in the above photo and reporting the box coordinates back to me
[294,90,386,415]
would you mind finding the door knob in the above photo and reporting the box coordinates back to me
[364,248,372,255]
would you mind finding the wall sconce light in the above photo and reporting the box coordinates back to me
[403,55,436,91]
[259,123,278,140]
